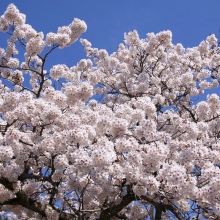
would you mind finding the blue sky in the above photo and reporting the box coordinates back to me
[1,1,220,68]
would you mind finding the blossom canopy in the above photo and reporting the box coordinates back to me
[0,3,220,220]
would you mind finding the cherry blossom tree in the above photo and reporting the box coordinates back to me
[0,3,220,220]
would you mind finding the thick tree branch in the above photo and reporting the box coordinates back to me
[99,192,135,220]
[140,195,184,220]
[0,178,73,220]
[155,204,162,220]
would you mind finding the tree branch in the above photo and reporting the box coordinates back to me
[99,192,135,220]
[0,178,73,220]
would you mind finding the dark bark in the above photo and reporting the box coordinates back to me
[140,195,184,220]
[155,205,162,220]
[4,192,74,220]
[0,178,74,220]
[99,193,135,220]
[4,191,47,218]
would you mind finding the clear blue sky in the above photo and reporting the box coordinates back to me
[1,1,220,86]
